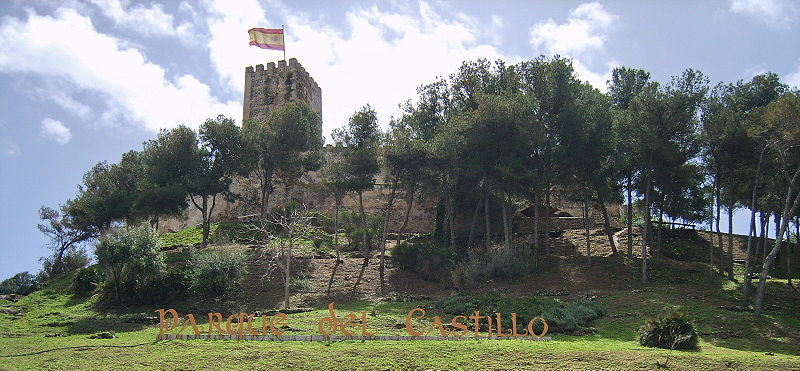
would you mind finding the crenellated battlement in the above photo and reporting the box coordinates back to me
[243,58,322,122]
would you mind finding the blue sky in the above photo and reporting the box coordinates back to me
[1,0,799,280]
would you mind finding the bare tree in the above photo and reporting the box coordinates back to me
[247,203,321,310]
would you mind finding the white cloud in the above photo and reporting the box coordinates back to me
[39,118,72,144]
[786,59,800,88]
[730,0,798,27]
[204,0,510,137]
[1,138,20,157]
[530,2,616,56]
[0,8,240,131]
[529,2,618,90]
[89,0,195,40]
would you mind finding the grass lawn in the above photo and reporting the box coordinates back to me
[2,275,800,369]
[2,233,799,370]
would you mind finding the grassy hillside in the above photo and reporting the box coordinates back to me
[2,228,799,370]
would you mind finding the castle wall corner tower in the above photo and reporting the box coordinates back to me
[243,58,322,122]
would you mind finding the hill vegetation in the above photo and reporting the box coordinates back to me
[2,55,800,369]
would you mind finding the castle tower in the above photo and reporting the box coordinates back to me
[243,58,322,123]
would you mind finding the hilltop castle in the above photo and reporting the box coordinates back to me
[159,59,613,236]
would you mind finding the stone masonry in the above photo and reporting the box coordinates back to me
[243,58,322,122]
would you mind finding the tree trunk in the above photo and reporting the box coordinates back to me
[326,257,341,295]
[502,195,510,250]
[327,197,343,295]
[379,180,398,294]
[260,167,274,220]
[642,165,653,283]
[112,270,121,304]
[533,190,540,254]
[627,179,633,257]
[484,185,491,246]
[284,231,292,310]
[786,220,792,285]
[202,196,209,248]
[597,193,618,256]
[352,190,369,295]
[448,195,456,253]
[395,186,415,247]
[742,147,765,306]
[358,191,368,254]
[754,167,800,316]
[715,181,724,274]
[584,190,591,265]
[656,211,663,257]
[760,213,768,266]
[727,191,735,280]
[333,199,341,246]
[467,195,482,248]
[545,186,551,255]
[710,210,716,278]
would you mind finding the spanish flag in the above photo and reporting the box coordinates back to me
[248,28,285,51]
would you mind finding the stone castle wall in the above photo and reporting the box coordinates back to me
[243,58,322,122]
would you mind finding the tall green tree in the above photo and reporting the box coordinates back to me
[242,101,323,219]
[630,69,708,282]
[608,67,651,257]
[191,116,247,248]
[332,105,381,292]
[753,91,800,315]
[517,56,579,255]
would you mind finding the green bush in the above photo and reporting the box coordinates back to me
[0,272,40,295]
[434,295,604,335]
[95,225,166,304]
[71,266,104,297]
[450,248,529,288]
[339,210,384,252]
[393,240,453,281]
[137,265,191,303]
[189,248,248,298]
[638,312,698,350]
[290,278,313,293]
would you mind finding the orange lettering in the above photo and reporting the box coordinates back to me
[494,313,511,337]
[177,314,201,336]
[405,308,426,336]
[270,313,287,335]
[155,309,179,338]
[360,312,374,336]
[207,313,224,335]
[431,316,449,337]
[451,315,468,337]
[527,317,549,338]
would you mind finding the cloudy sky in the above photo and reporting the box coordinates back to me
[1,0,799,279]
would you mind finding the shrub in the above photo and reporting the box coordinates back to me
[434,295,604,335]
[95,225,165,304]
[450,248,529,288]
[394,240,453,281]
[339,210,383,252]
[638,312,698,350]
[0,272,40,295]
[137,265,191,303]
[71,266,104,297]
[188,248,248,298]
[39,248,91,281]
[290,278,313,293]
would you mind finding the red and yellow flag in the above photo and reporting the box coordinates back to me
[248,28,285,51]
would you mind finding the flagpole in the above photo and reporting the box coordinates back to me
[282,24,286,62]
